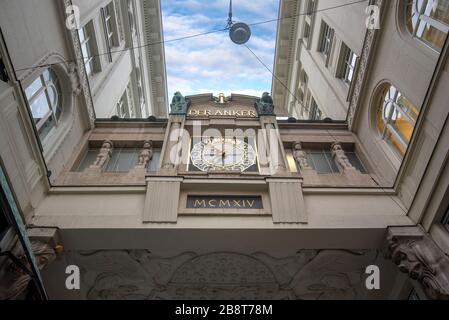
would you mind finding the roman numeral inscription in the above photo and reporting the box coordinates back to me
[187,195,263,209]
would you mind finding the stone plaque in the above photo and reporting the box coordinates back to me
[187,195,263,209]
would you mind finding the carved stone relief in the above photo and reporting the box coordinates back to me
[384,227,449,300]
[65,249,378,300]
[347,0,385,129]
[0,238,56,300]
[63,0,96,127]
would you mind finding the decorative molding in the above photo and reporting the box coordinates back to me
[384,226,449,300]
[63,0,96,128]
[347,0,385,129]
[65,249,378,300]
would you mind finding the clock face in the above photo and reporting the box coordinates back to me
[190,138,257,172]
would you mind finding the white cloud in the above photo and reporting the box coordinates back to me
[162,0,279,99]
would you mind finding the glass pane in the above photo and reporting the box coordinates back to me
[147,149,161,173]
[106,148,138,172]
[78,27,86,42]
[47,85,57,108]
[421,23,447,50]
[85,61,92,76]
[77,149,99,171]
[346,152,367,173]
[42,69,51,82]
[308,152,332,174]
[25,76,43,99]
[38,115,55,140]
[81,43,90,59]
[30,92,51,121]
[324,152,340,173]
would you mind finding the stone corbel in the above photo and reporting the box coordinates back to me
[384,226,449,300]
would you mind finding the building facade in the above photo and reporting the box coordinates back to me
[0,0,449,300]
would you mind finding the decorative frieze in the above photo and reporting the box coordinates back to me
[63,0,96,128]
[347,0,385,129]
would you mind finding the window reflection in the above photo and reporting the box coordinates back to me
[406,0,449,51]
[377,85,419,157]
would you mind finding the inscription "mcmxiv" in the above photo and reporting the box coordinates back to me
[187,195,263,209]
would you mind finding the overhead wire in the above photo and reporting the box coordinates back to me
[14,0,369,73]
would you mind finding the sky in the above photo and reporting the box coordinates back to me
[161,0,280,100]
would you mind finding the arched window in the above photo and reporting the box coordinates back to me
[25,68,62,141]
[377,85,419,157]
[406,0,449,51]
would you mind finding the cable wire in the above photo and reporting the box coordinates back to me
[244,44,300,105]
[14,0,369,73]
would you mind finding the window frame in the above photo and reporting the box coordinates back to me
[105,147,139,172]
[24,68,62,141]
[116,94,129,118]
[308,97,322,120]
[406,0,449,51]
[305,149,341,174]
[377,85,419,157]
[78,22,98,76]
[101,1,119,62]
[318,21,334,65]
[339,43,358,85]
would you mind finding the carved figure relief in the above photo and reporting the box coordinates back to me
[292,142,311,171]
[385,227,449,300]
[135,141,153,169]
[90,140,113,169]
[331,142,357,172]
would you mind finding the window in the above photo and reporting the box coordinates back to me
[127,0,137,36]
[340,43,358,85]
[377,85,419,157]
[25,68,62,141]
[102,2,119,61]
[297,69,308,104]
[116,90,130,118]
[345,152,367,173]
[406,0,449,51]
[106,148,139,172]
[303,21,311,40]
[319,21,334,61]
[78,22,97,76]
[305,149,340,174]
[147,149,161,173]
[76,149,100,171]
[306,0,316,15]
[309,98,322,120]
